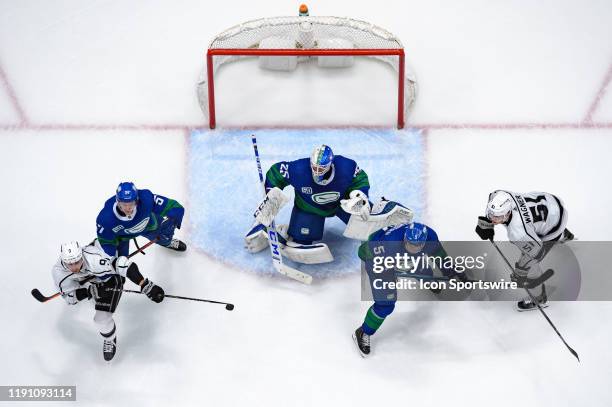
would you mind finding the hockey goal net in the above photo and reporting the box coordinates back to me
[197,15,417,129]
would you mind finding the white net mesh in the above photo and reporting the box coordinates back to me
[209,16,403,50]
[198,16,417,127]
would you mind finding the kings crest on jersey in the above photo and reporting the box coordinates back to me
[265,155,369,217]
[96,188,184,256]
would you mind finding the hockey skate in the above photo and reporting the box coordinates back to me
[352,327,371,357]
[103,337,117,361]
[164,238,187,252]
[561,229,575,242]
[516,286,548,312]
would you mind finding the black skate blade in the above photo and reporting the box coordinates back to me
[515,301,549,312]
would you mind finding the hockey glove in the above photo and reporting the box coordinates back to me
[141,279,165,303]
[340,190,370,220]
[74,283,99,301]
[73,285,98,301]
[158,217,177,238]
[475,216,494,241]
[254,187,289,227]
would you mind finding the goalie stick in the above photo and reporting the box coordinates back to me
[31,237,159,303]
[490,240,579,362]
[250,134,313,285]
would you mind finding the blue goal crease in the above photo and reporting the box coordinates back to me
[188,128,426,279]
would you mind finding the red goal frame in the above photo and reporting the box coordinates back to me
[205,48,406,129]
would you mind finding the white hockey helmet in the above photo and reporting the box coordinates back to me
[60,241,83,265]
[486,191,513,224]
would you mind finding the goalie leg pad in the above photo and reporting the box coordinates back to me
[282,241,334,264]
[267,223,333,264]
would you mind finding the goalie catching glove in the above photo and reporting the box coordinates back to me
[340,190,370,220]
[253,187,289,227]
[343,197,414,241]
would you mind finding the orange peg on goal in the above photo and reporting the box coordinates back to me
[299,4,309,16]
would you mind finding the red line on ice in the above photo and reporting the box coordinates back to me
[415,122,612,130]
[0,123,202,131]
[584,62,612,124]
[0,61,28,125]
[1,121,612,132]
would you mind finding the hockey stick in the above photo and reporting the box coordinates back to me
[490,240,580,362]
[31,237,160,303]
[122,290,234,310]
[250,134,313,285]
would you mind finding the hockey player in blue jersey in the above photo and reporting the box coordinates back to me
[96,182,186,257]
[352,222,468,357]
[245,145,373,264]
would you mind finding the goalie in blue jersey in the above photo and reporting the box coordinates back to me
[245,145,414,264]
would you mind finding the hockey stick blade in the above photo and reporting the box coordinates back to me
[522,268,554,289]
[31,288,59,303]
[490,241,579,361]
[526,286,580,362]
[277,264,313,285]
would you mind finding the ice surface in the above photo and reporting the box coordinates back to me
[1,1,612,406]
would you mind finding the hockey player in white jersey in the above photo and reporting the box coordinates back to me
[475,190,574,311]
[52,241,164,361]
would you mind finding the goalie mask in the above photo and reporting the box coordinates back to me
[310,145,334,185]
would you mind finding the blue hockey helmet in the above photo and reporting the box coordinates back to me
[404,222,428,253]
[310,145,334,184]
[116,182,138,202]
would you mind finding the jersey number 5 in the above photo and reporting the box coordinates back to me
[525,196,549,223]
